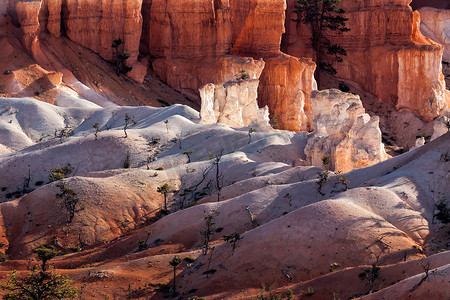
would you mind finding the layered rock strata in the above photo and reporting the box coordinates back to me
[199,79,270,129]
[10,0,143,66]
[283,0,448,122]
[147,0,316,131]
[305,89,387,173]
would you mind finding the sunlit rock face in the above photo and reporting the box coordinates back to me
[283,0,448,122]
[147,0,317,131]
[305,89,388,173]
[199,78,270,129]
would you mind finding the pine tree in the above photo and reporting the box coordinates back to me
[111,38,133,76]
[294,0,350,86]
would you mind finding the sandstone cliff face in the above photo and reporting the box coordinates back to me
[12,0,42,53]
[283,0,448,122]
[147,0,316,131]
[305,89,387,173]
[418,7,450,62]
[199,79,270,129]
[11,0,143,66]
[258,53,316,132]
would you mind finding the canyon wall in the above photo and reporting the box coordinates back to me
[10,0,143,66]
[146,0,316,131]
[283,0,448,122]
[7,0,448,131]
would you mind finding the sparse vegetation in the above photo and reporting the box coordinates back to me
[322,155,330,170]
[183,151,194,163]
[200,210,220,255]
[293,0,350,86]
[111,38,132,76]
[0,245,78,299]
[169,256,182,295]
[56,183,83,223]
[252,284,294,300]
[124,113,132,138]
[157,183,172,212]
[358,263,381,294]
[410,260,433,292]
[49,163,74,183]
[316,170,329,196]
[93,123,101,140]
[248,127,256,144]
[184,256,196,263]
[435,198,450,224]
[123,152,131,168]
[236,69,250,80]
[440,151,450,162]
[223,232,242,255]
[54,126,73,144]
[210,150,223,202]
[164,120,169,133]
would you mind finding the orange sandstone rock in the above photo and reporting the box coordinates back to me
[283,0,447,122]
[13,0,143,66]
[148,0,317,131]
[258,53,316,132]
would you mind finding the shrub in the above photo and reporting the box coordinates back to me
[123,152,131,168]
[1,245,78,299]
[49,163,73,183]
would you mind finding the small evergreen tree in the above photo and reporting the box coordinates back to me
[111,38,132,76]
[294,0,350,86]
[183,151,194,163]
[93,123,101,140]
[56,183,82,224]
[157,183,172,212]
[223,232,242,255]
[200,210,220,255]
[169,256,182,295]
[1,246,78,299]
[124,113,132,138]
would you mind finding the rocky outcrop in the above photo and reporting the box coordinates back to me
[11,0,143,66]
[8,0,317,131]
[418,7,450,62]
[199,79,270,129]
[147,0,317,131]
[12,0,42,53]
[62,0,143,66]
[305,90,387,173]
[283,0,448,122]
[258,53,316,132]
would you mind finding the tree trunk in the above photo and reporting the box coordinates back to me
[164,193,167,211]
[173,267,176,293]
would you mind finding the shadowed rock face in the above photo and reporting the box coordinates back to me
[418,7,450,62]
[411,0,450,10]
